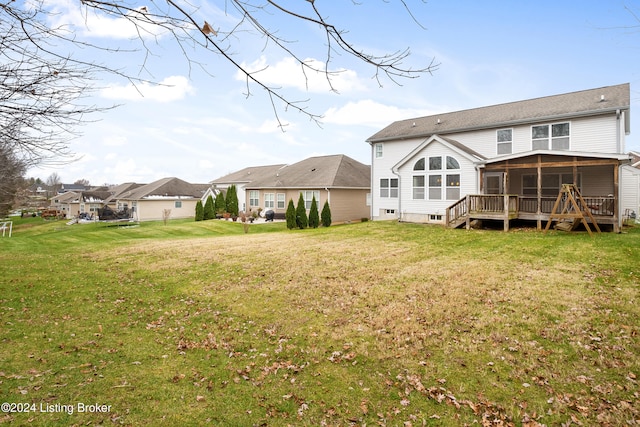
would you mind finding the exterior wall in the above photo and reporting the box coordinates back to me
[130,199,199,221]
[325,189,370,222]
[395,139,479,223]
[621,165,640,218]
[246,188,369,223]
[434,114,621,159]
[370,138,423,220]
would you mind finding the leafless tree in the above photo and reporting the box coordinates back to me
[3,1,436,131]
[0,144,26,216]
[2,0,436,185]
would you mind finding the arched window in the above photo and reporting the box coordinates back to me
[413,158,425,170]
[446,156,460,170]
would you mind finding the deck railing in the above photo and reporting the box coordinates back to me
[518,196,615,216]
[445,194,518,228]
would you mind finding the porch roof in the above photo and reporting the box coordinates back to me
[480,150,631,168]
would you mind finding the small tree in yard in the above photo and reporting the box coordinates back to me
[203,195,215,220]
[285,199,296,230]
[214,191,226,215]
[225,185,239,217]
[195,200,204,221]
[295,193,308,229]
[321,200,332,227]
[308,196,319,228]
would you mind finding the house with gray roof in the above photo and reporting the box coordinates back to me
[367,83,635,232]
[242,154,371,223]
[115,177,210,221]
[210,164,286,212]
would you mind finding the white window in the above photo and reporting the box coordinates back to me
[497,129,513,155]
[532,122,570,151]
[429,156,442,170]
[426,156,461,200]
[413,175,425,199]
[428,175,442,200]
[375,143,383,158]
[446,174,461,200]
[249,190,259,207]
[380,178,398,198]
[277,193,286,209]
[302,190,320,209]
[264,193,275,209]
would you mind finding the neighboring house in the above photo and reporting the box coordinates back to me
[115,177,210,221]
[51,191,81,218]
[80,190,114,218]
[367,83,634,232]
[243,154,371,223]
[210,164,286,212]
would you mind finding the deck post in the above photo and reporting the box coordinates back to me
[614,164,620,233]
[465,195,471,230]
[503,194,509,231]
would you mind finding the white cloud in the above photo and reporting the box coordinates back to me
[100,76,194,102]
[323,100,434,127]
[43,0,169,39]
[236,56,368,94]
[103,158,156,183]
[103,136,128,147]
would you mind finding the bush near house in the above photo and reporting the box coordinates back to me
[225,185,239,217]
[195,200,204,221]
[214,191,226,215]
[203,195,215,220]
[308,196,319,229]
[321,200,332,227]
[295,193,307,229]
[285,199,296,230]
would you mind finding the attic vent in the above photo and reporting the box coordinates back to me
[412,122,416,127]
[437,118,441,124]
[600,95,606,102]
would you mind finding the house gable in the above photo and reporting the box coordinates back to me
[392,135,485,173]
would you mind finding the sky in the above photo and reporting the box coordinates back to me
[26,0,640,186]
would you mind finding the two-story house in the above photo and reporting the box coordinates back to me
[367,83,634,232]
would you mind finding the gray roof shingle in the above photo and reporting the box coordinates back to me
[367,83,630,143]
[210,164,287,185]
[120,177,208,200]
[246,155,370,189]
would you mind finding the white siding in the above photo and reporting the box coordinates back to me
[431,114,621,159]
[371,139,423,220]
[396,139,479,223]
[571,115,619,153]
[621,165,640,219]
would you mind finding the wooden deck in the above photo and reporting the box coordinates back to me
[445,194,617,232]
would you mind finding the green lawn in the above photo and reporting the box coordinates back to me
[1,217,638,426]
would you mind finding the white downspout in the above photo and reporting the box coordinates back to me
[616,109,621,153]
[392,168,402,221]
